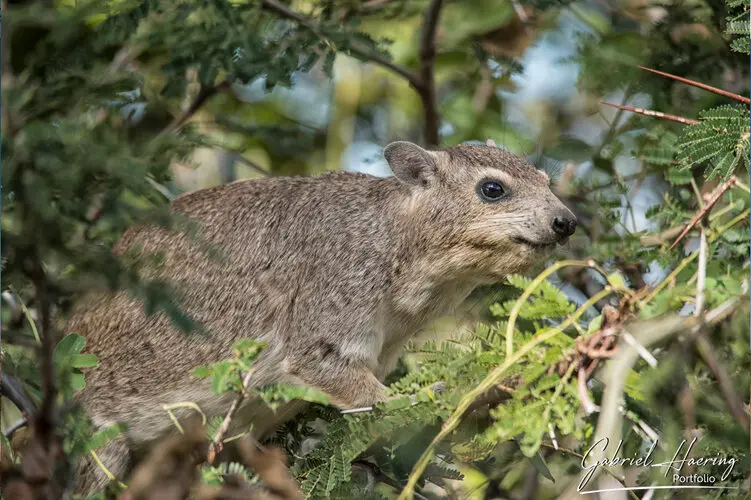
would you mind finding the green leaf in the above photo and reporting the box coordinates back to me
[528,450,555,483]
[54,333,86,359]
[69,353,99,368]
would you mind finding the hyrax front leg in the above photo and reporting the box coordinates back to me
[287,353,388,409]
[285,342,446,411]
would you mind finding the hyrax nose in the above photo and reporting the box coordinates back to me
[551,211,577,240]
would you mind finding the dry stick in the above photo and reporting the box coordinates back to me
[638,66,751,105]
[600,101,700,125]
[667,175,736,251]
[416,0,444,147]
[397,287,615,500]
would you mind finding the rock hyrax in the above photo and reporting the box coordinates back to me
[69,140,576,492]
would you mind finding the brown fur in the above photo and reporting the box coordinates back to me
[69,141,575,493]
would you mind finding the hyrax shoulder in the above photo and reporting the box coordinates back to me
[71,140,575,492]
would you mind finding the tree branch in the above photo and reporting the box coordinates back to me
[415,0,443,147]
[259,0,418,86]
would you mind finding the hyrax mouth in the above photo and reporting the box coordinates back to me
[512,236,558,251]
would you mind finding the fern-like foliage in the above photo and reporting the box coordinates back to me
[726,0,751,53]
[676,104,750,180]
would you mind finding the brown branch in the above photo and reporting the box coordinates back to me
[600,101,700,125]
[639,66,751,105]
[416,0,443,147]
[667,175,736,251]
[29,257,56,447]
[259,0,418,86]
[15,257,67,498]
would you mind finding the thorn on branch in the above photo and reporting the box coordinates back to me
[600,101,700,125]
[638,66,751,105]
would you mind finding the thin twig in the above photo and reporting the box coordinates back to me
[594,82,635,159]
[416,0,444,147]
[668,175,736,251]
[163,80,231,135]
[231,152,272,177]
[639,66,751,105]
[206,369,261,464]
[600,101,700,125]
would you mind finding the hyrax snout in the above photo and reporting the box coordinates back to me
[70,140,575,493]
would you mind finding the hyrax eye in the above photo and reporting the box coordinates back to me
[478,181,506,201]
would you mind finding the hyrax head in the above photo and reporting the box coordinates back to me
[384,140,576,280]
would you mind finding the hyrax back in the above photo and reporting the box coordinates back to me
[70,141,575,492]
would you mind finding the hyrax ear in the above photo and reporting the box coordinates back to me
[383,141,438,187]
